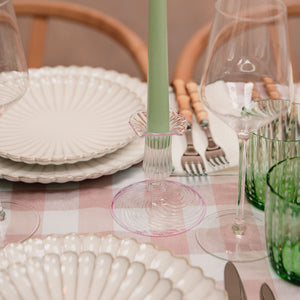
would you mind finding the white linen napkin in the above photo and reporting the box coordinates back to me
[169,90,239,175]
[171,82,300,176]
[172,115,239,175]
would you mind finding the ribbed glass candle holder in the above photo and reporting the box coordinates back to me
[111,110,206,236]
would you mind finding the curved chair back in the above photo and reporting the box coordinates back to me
[14,0,148,80]
[173,0,300,82]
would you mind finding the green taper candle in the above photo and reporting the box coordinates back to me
[147,0,170,133]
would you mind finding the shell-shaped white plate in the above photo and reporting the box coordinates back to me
[0,66,147,183]
[0,66,147,184]
[0,137,144,183]
[0,234,228,300]
[0,251,182,300]
[0,67,145,165]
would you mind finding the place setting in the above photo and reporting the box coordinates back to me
[0,0,299,299]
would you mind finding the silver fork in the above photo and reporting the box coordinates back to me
[172,79,206,175]
[201,122,229,166]
[181,125,206,175]
[186,81,229,167]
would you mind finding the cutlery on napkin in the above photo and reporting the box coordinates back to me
[169,84,239,175]
[224,261,247,300]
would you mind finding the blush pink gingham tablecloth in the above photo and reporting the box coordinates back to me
[1,162,299,300]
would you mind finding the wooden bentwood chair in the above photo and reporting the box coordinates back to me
[13,0,148,81]
[173,0,300,83]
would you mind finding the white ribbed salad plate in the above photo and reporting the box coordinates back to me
[0,67,147,183]
[0,234,227,300]
[0,137,144,183]
[0,67,145,165]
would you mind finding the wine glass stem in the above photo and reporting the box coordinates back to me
[232,135,250,236]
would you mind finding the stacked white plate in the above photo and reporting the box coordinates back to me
[0,233,228,300]
[0,66,147,183]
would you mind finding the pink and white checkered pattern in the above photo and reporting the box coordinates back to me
[1,164,298,300]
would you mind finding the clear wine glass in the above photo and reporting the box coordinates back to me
[0,0,39,247]
[196,0,293,261]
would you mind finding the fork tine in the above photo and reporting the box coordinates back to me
[208,155,229,167]
[213,156,223,166]
[181,161,192,176]
[193,163,202,176]
[186,163,196,176]
[197,162,206,175]
[188,163,196,175]
[181,161,188,173]
[208,158,217,167]
[192,165,199,175]
[213,158,221,166]
[220,155,229,164]
[181,160,205,176]
[192,162,205,176]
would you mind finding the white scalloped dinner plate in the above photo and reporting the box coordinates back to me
[0,67,147,183]
[0,67,145,165]
[0,137,144,183]
[0,234,227,300]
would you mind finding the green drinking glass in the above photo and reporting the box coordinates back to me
[265,157,300,285]
[246,103,300,210]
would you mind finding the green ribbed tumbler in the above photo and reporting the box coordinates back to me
[265,157,300,285]
[246,103,300,210]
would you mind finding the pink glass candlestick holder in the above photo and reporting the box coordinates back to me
[110,111,206,237]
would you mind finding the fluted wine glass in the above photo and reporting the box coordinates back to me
[196,0,293,261]
[0,0,39,247]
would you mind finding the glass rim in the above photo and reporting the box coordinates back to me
[266,156,300,203]
[129,110,187,137]
[215,0,287,23]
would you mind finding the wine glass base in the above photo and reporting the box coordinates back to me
[196,208,267,262]
[0,201,40,248]
[111,180,206,237]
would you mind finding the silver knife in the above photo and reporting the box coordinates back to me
[260,283,276,300]
[224,261,247,300]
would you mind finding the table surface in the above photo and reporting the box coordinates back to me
[1,161,299,300]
